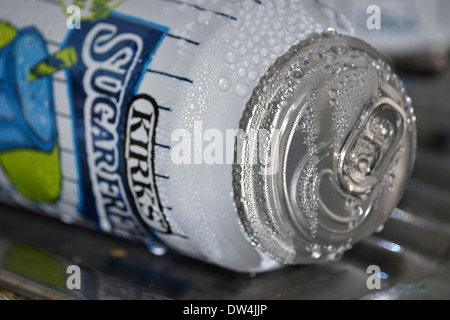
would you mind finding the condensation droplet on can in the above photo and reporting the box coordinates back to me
[353,205,363,217]
[196,11,215,25]
[224,52,237,64]
[376,224,384,233]
[292,68,303,79]
[237,68,248,79]
[218,78,232,92]
[329,89,338,98]
[311,249,321,259]
[345,197,355,207]
[220,30,235,43]
[146,242,167,256]
[348,220,358,229]
[248,70,259,82]
[236,83,251,97]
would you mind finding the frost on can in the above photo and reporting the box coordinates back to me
[0,0,416,272]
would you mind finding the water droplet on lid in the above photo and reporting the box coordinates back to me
[311,250,321,259]
[311,52,323,60]
[405,96,412,104]
[348,220,358,229]
[345,197,355,207]
[327,65,339,74]
[331,46,342,54]
[357,158,369,173]
[353,205,363,217]
[387,173,395,184]
[306,243,322,259]
[298,122,306,130]
[307,33,320,43]
[329,89,338,98]
[240,131,249,140]
[327,251,342,261]
[324,52,335,64]
[407,107,414,115]
[292,68,303,79]
[322,27,337,36]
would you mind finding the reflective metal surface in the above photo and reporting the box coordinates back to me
[0,235,167,300]
[0,72,449,300]
[233,31,417,265]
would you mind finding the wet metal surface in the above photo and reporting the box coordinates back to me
[0,73,449,300]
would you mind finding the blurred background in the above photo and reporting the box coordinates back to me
[0,0,449,300]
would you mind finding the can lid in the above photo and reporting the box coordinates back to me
[233,30,417,264]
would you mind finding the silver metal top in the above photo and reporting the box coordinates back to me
[338,97,408,195]
[233,29,417,264]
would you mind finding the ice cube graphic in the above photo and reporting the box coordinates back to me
[0,27,57,153]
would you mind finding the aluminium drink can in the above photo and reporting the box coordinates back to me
[0,0,416,272]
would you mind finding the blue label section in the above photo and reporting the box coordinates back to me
[64,12,171,239]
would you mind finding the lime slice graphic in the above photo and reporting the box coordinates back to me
[0,22,17,50]
[0,145,61,202]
